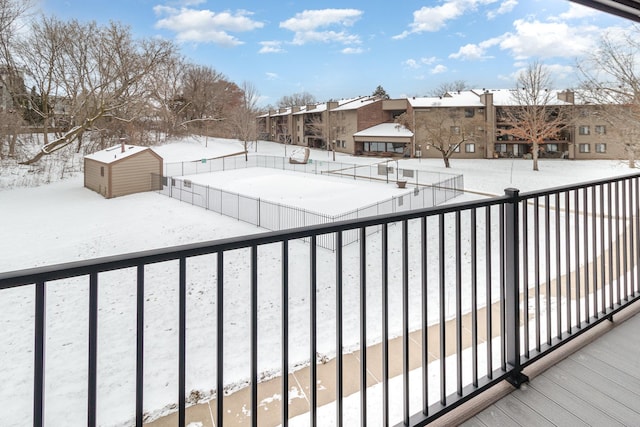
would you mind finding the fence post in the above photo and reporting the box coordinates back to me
[504,187,528,388]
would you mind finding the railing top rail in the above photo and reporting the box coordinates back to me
[517,171,640,200]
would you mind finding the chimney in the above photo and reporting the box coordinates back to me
[120,138,126,153]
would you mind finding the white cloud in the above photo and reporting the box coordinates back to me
[431,64,448,74]
[404,56,437,69]
[449,37,499,60]
[280,9,362,31]
[280,9,363,46]
[498,19,597,59]
[154,6,263,46]
[393,0,498,39]
[291,30,361,46]
[265,72,279,80]
[487,0,517,20]
[259,41,285,54]
[555,3,598,21]
[342,47,364,54]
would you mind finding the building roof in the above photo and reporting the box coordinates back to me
[483,88,574,106]
[332,96,380,111]
[408,92,484,108]
[85,144,159,164]
[353,123,413,138]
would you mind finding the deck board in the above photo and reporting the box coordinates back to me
[468,309,640,427]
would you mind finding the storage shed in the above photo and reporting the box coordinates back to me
[84,143,163,198]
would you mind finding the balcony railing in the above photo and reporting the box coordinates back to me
[1,173,639,426]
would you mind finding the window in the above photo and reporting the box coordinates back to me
[464,108,475,118]
[595,143,607,153]
[465,143,475,153]
[453,144,460,152]
[495,143,507,152]
[184,180,192,188]
[579,126,590,135]
[100,166,104,177]
[450,126,460,134]
[579,143,590,153]
[546,143,558,152]
[595,125,606,135]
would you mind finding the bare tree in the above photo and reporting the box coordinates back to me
[429,80,470,97]
[397,108,474,168]
[277,91,316,108]
[577,28,640,167]
[500,62,571,171]
[230,81,260,160]
[16,19,178,164]
[0,109,24,158]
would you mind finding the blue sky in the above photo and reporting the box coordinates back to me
[37,0,632,106]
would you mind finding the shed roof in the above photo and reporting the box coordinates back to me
[85,144,159,164]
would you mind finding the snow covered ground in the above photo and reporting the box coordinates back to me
[0,136,636,427]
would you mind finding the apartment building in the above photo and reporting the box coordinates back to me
[258,89,634,161]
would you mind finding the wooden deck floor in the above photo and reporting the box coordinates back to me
[460,304,640,427]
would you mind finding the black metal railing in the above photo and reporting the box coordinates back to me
[1,173,640,427]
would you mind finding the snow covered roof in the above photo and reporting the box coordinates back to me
[408,92,484,108]
[481,89,573,106]
[353,123,413,138]
[85,144,159,164]
[332,96,379,111]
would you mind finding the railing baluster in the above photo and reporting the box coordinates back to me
[179,258,186,427]
[382,224,390,426]
[583,187,590,323]
[471,209,478,385]
[635,178,640,295]
[359,228,367,427]
[336,232,344,427]
[136,265,144,427]
[534,197,541,350]
[600,184,606,314]
[439,213,446,405]
[592,186,598,319]
[615,181,621,305]
[623,180,629,301]
[565,191,572,333]
[499,202,506,369]
[522,199,530,358]
[455,211,463,396]
[555,193,562,337]
[216,252,224,427]
[34,281,46,427]
[574,190,582,324]
[88,271,98,427]
[251,246,258,427]
[402,220,410,425]
[281,242,289,427]
[485,207,493,379]
[310,236,318,427]
[421,216,429,413]
[544,194,551,343]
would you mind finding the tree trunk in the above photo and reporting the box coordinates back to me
[443,155,450,168]
[532,141,539,171]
